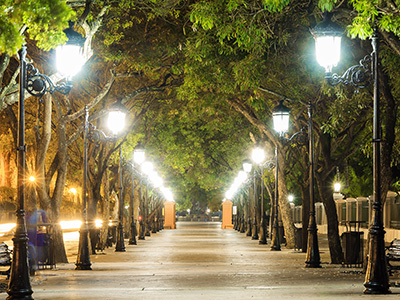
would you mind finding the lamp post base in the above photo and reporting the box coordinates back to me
[363,226,390,294]
[128,221,137,245]
[75,224,92,270]
[7,210,34,300]
[115,223,126,252]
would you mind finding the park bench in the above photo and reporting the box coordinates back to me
[0,242,11,278]
[386,238,400,275]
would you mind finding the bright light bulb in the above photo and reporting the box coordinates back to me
[252,147,265,165]
[107,110,126,135]
[56,44,85,78]
[134,148,145,165]
[334,182,341,193]
[315,36,341,73]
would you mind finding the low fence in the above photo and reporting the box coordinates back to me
[291,191,400,242]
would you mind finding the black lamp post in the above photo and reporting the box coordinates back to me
[271,100,290,251]
[242,159,252,234]
[312,13,390,294]
[140,161,154,238]
[252,147,267,244]
[75,106,92,270]
[305,102,321,268]
[9,26,85,299]
[128,171,137,245]
[76,101,128,264]
[107,102,128,252]
[129,144,145,245]
[251,161,259,240]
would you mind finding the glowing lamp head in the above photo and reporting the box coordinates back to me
[141,161,154,175]
[272,100,290,136]
[28,176,36,182]
[133,143,146,165]
[56,23,86,78]
[150,171,163,188]
[252,147,265,165]
[288,195,294,203]
[107,101,127,135]
[242,158,252,173]
[334,182,341,193]
[138,215,142,221]
[311,13,343,73]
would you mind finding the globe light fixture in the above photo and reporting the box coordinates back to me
[141,161,154,175]
[150,172,163,189]
[56,23,86,78]
[133,144,146,165]
[334,182,341,193]
[242,158,253,173]
[273,100,290,136]
[107,101,127,136]
[311,13,343,73]
[252,147,265,165]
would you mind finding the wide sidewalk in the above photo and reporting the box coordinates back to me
[2,221,399,299]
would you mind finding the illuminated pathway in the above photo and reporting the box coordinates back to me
[4,222,399,299]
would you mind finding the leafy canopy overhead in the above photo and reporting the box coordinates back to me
[0,0,75,54]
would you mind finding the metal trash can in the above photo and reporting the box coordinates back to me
[341,231,364,267]
[294,226,302,251]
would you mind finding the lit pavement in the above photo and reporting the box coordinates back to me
[2,222,399,299]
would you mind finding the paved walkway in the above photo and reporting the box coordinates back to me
[1,222,399,299]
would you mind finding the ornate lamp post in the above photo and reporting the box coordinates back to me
[312,13,390,294]
[140,161,154,239]
[129,144,145,245]
[76,101,127,266]
[271,100,290,251]
[304,102,321,268]
[107,102,128,252]
[242,159,252,233]
[9,25,85,299]
[252,147,267,244]
[75,106,93,271]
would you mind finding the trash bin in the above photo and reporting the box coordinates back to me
[341,231,364,267]
[37,224,55,269]
[294,226,302,251]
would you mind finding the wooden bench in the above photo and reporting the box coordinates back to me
[0,242,11,278]
[386,239,400,275]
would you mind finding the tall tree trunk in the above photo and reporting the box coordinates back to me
[316,173,344,264]
[99,165,111,249]
[278,145,295,248]
[49,118,69,263]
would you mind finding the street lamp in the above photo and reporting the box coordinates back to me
[9,26,85,299]
[56,24,86,79]
[304,102,321,268]
[129,144,145,245]
[242,159,252,233]
[312,13,389,293]
[76,101,127,267]
[140,161,154,238]
[252,147,267,244]
[108,102,128,253]
[271,100,290,251]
